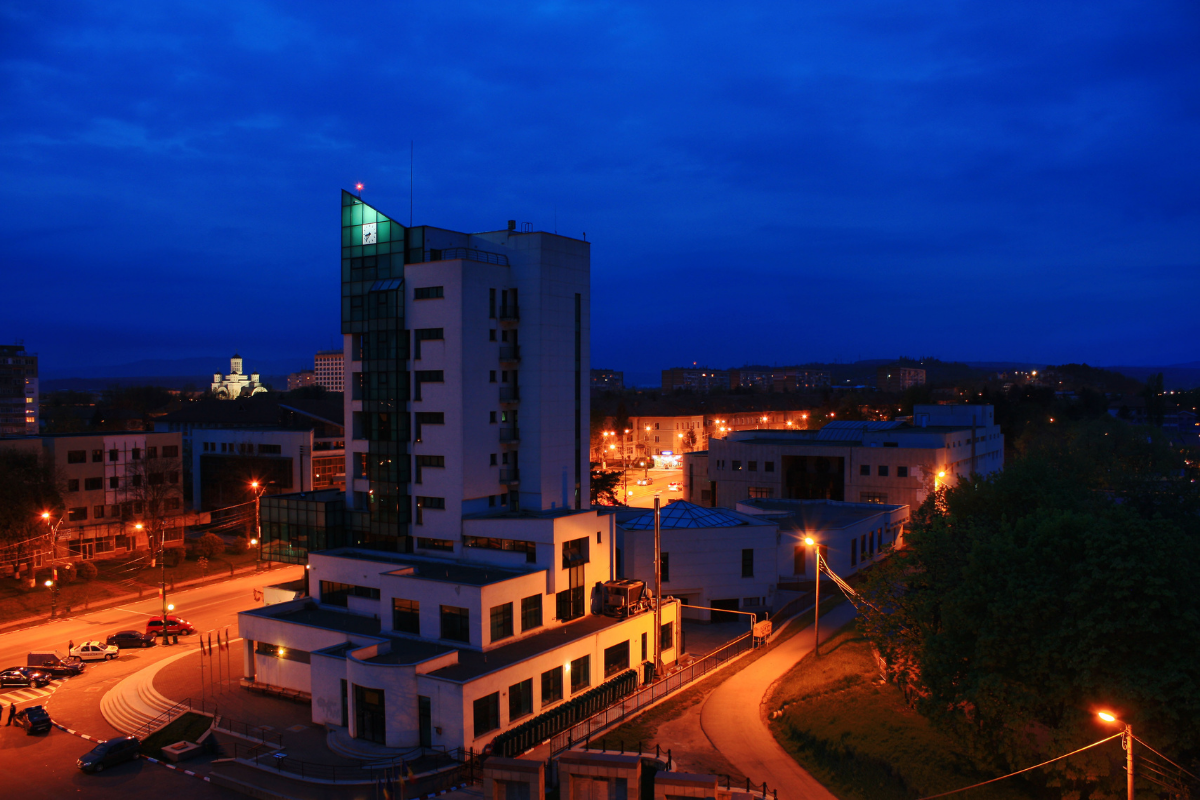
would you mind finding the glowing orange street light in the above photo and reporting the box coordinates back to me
[41,512,50,520]
[804,536,822,656]
[1097,711,1133,799]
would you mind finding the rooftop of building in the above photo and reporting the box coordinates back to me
[738,498,905,529]
[425,613,631,683]
[461,505,600,521]
[156,394,343,428]
[615,501,770,530]
[243,602,383,636]
[318,548,542,587]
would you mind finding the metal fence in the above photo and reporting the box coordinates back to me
[548,631,755,756]
[131,697,213,741]
[212,714,282,747]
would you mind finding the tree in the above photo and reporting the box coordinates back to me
[859,417,1200,798]
[683,429,697,451]
[1143,371,1166,427]
[196,532,225,559]
[120,451,185,566]
[589,462,622,506]
[0,447,62,581]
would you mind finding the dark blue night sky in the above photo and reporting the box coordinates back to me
[2,1,1198,377]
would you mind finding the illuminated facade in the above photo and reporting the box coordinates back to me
[212,354,269,399]
[314,350,344,393]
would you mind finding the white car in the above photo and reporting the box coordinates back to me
[70,641,119,662]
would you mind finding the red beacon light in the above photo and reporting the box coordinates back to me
[355,182,364,192]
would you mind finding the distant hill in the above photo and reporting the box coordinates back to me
[43,373,291,393]
[42,355,309,381]
[1106,364,1200,391]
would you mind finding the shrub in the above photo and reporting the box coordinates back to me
[196,533,226,560]
[184,545,200,561]
[76,561,98,581]
[58,565,76,584]
[226,537,249,556]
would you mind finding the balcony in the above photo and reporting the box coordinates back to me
[498,345,520,365]
[499,386,520,405]
[498,307,520,325]
[499,426,520,444]
[499,468,520,486]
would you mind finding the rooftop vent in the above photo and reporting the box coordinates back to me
[507,220,516,231]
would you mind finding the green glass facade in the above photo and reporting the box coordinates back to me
[342,190,418,551]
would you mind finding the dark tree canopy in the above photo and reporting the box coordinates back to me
[860,417,1200,798]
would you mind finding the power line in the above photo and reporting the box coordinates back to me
[915,733,1123,800]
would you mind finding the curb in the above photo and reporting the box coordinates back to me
[52,720,213,782]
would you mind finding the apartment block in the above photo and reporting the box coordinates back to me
[660,367,730,394]
[0,344,38,436]
[877,364,926,393]
[315,350,345,393]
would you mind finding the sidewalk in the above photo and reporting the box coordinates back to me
[700,603,858,800]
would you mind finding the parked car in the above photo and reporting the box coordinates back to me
[14,705,52,735]
[107,630,157,649]
[77,736,141,773]
[26,651,86,678]
[145,616,196,637]
[636,477,654,486]
[667,482,682,491]
[70,641,119,662]
[0,666,52,688]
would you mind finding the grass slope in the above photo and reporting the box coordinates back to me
[768,621,1038,800]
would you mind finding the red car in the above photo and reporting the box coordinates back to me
[145,615,196,637]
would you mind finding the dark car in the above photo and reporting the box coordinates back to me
[25,652,85,678]
[0,666,52,688]
[107,630,157,649]
[14,705,52,735]
[78,736,141,773]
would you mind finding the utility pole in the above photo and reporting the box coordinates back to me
[653,494,662,678]
[1123,723,1134,800]
[806,536,821,657]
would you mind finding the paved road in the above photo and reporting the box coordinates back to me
[700,603,859,800]
[620,468,684,508]
[0,567,302,796]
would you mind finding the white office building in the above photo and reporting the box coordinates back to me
[240,195,679,757]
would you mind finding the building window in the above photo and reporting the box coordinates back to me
[109,476,119,489]
[897,466,908,478]
[561,537,589,569]
[604,641,630,678]
[490,453,497,466]
[764,461,774,472]
[851,538,858,566]
[570,655,590,694]
[321,581,352,607]
[414,286,444,300]
[509,678,534,721]
[742,548,754,578]
[416,537,454,551]
[258,444,282,455]
[748,487,773,499]
[147,446,157,459]
[661,552,670,582]
[163,445,178,458]
[490,602,514,642]
[94,505,105,519]
[860,492,888,504]
[541,666,563,705]
[84,477,102,491]
[67,479,79,492]
[473,692,500,737]
[641,632,647,662]
[91,449,103,463]
[748,461,757,472]
[109,449,119,462]
[131,448,141,460]
[68,507,87,522]
[413,327,444,359]
[660,622,674,652]
[521,594,543,632]
[732,460,742,470]
[878,465,888,477]
[860,464,871,476]
[441,605,470,642]
[67,450,86,464]
[393,599,419,634]
[463,535,537,563]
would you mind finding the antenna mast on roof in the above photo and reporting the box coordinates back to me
[409,140,414,228]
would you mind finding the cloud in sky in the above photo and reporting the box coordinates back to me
[1,0,1197,373]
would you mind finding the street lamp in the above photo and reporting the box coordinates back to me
[1097,711,1134,800]
[138,521,170,645]
[251,480,269,570]
[804,536,822,657]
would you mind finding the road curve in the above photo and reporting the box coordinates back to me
[700,603,858,800]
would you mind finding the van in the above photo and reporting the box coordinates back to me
[27,651,86,677]
[145,615,196,637]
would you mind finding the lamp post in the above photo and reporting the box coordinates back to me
[251,480,270,570]
[138,521,170,645]
[1098,711,1134,800]
[805,536,821,656]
